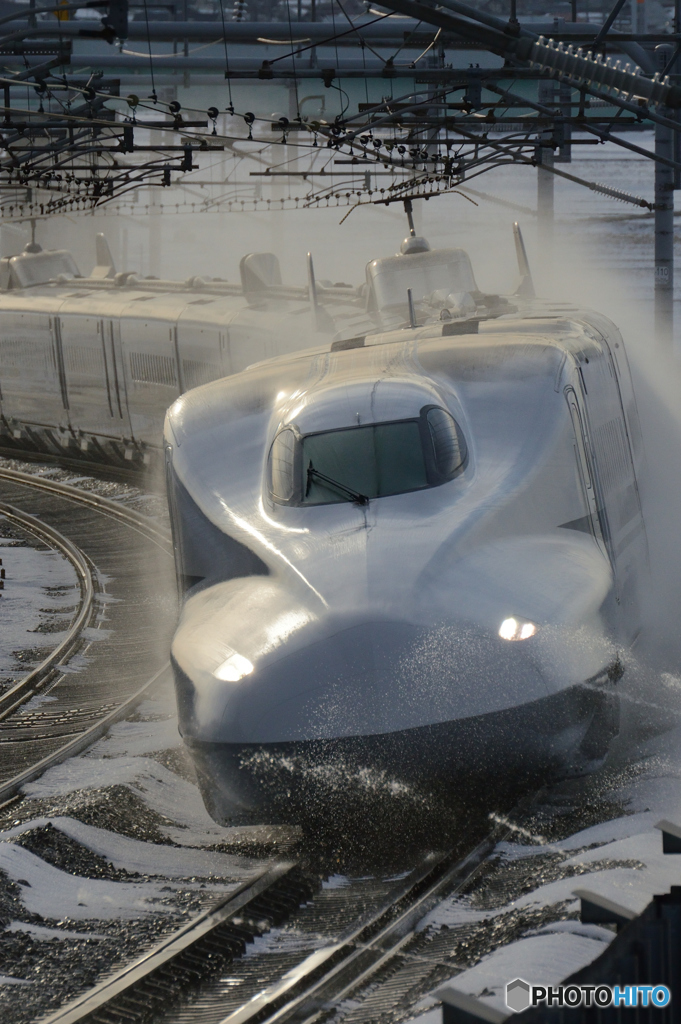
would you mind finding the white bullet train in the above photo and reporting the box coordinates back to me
[164,226,648,826]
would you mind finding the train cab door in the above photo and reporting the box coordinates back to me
[0,309,68,431]
[577,344,647,638]
[569,350,646,641]
[118,314,181,446]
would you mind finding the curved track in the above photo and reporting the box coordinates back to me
[0,466,176,804]
[37,816,516,1024]
[0,500,96,721]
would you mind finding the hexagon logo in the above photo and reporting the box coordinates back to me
[506,978,531,1013]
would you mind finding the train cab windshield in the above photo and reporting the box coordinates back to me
[269,406,466,506]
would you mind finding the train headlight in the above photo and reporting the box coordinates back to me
[499,617,537,641]
[214,650,254,682]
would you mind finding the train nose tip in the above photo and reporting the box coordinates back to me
[208,617,549,745]
[223,617,426,743]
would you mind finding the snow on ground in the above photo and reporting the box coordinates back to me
[2,673,293,936]
[7,921,108,940]
[438,932,609,1002]
[0,536,79,688]
[0,841,233,921]
[413,717,681,1021]
[24,752,234,847]
[1,816,259,878]
[21,679,296,852]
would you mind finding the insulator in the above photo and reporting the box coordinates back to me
[512,34,681,108]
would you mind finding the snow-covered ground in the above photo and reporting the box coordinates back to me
[412,717,681,1019]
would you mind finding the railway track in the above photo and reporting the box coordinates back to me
[0,465,176,804]
[0,498,96,721]
[35,807,521,1024]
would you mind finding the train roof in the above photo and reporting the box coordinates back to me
[0,239,361,320]
[166,302,619,448]
[0,239,621,376]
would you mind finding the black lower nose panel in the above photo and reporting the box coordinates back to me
[184,680,619,834]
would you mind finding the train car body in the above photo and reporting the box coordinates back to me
[163,237,647,825]
[0,240,354,468]
[0,229,647,824]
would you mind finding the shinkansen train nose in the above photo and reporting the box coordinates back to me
[224,619,551,745]
[171,583,553,747]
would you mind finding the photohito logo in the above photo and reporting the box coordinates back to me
[505,980,671,1011]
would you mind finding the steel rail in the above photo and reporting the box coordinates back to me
[0,464,173,728]
[217,831,507,1024]
[0,499,96,720]
[0,660,171,807]
[0,467,176,805]
[0,465,172,553]
[32,824,509,1024]
[41,857,313,1024]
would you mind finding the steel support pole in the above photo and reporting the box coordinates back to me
[537,78,555,258]
[537,145,554,248]
[655,44,675,347]
[655,116,674,347]
[632,0,646,35]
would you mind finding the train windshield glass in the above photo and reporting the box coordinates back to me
[268,407,466,506]
[374,262,463,309]
[303,422,427,504]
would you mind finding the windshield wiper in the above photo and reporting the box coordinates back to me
[306,462,369,506]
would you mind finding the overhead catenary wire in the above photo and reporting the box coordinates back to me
[141,0,158,103]
[0,19,673,219]
[217,0,234,109]
[285,0,301,121]
[335,0,387,64]
[408,27,443,67]
[244,13,396,84]
[386,17,425,63]
[121,40,231,59]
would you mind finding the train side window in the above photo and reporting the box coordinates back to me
[270,428,298,502]
[426,407,466,481]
